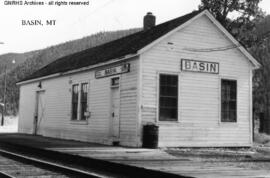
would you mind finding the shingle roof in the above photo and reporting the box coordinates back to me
[21,10,201,82]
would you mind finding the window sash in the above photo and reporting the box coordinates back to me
[71,83,89,121]
[80,83,88,120]
[221,79,237,122]
[159,74,178,121]
[71,84,79,120]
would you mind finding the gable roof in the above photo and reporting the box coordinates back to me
[19,10,202,83]
[203,10,261,69]
[19,10,260,84]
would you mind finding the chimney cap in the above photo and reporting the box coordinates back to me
[147,12,153,15]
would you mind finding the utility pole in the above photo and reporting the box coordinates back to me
[1,65,7,126]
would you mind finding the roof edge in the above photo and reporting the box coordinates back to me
[203,10,261,69]
[17,53,139,85]
[138,10,205,54]
[138,9,260,69]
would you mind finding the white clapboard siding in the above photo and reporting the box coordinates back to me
[19,58,139,147]
[140,14,252,147]
[18,82,37,134]
[119,59,139,146]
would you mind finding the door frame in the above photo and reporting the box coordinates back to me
[109,76,121,140]
[33,90,45,135]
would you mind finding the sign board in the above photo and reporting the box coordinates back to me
[181,59,219,74]
[95,63,130,78]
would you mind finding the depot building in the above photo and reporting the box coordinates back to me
[17,10,260,147]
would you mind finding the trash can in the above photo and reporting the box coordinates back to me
[142,124,159,148]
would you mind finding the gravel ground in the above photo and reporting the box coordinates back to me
[165,146,270,176]
[2,116,270,176]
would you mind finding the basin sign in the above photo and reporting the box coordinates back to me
[181,59,219,74]
[95,63,130,78]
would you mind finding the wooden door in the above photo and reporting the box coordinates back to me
[34,91,45,135]
[111,86,120,138]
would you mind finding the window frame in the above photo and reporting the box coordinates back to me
[70,82,89,124]
[71,84,79,121]
[111,77,120,88]
[157,72,180,123]
[219,77,238,124]
[80,83,89,121]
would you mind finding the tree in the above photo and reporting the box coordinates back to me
[251,20,270,134]
[199,0,270,134]
[199,0,263,47]
[199,0,261,26]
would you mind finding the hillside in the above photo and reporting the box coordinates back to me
[1,14,270,116]
[0,51,40,74]
[0,28,141,114]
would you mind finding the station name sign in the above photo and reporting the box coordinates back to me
[181,59,219,74]
[95,63,130,78]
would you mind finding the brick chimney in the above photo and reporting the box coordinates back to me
[143,12,156,30]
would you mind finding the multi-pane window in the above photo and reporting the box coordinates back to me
[71,84,79,120]
[80,83,89,120]
[221,79,237,122]
[71,83,89,121]
[159,74,178,121]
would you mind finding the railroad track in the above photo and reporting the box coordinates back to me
[0,149,106,178]
[0,142,187,178]
[0,171,15,178]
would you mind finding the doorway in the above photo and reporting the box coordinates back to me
[110,77,120,139]
[34,90,45,135]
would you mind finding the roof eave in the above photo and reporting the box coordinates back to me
[17,53,139,86]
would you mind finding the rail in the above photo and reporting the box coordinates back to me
[0,148,105,178]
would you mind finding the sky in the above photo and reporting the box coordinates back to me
[0,0,269,55]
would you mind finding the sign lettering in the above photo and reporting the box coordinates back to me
[181,59,219,74]
[95,63,130,78]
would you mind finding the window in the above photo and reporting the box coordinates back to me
[221,79,237,122]
[71,84,79,120]
[71,83,89,121]
[80,83,89,120]
[111,77,119,87]
[159,74,178,121]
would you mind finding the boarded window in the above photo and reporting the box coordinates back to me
[71,84,79,120]
[159,74,178,121]
[80,83,89,120]
[221,79,237,122]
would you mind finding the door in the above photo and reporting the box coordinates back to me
[110,85,120,138]
[34,91,45,135]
